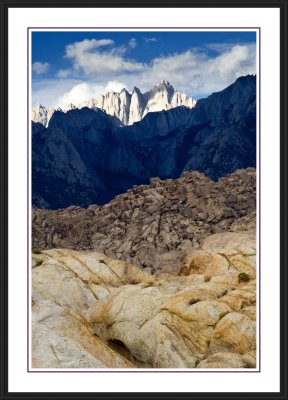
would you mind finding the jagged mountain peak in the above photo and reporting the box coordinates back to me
[132,86,141,94]
[32,75,256,209]
[154,79,173,88]
[32,81,196,127]
[120,87,129,93]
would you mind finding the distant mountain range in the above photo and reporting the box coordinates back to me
[32,75,256,209]
[32,80,196,127]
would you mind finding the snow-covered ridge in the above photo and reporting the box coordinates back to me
[32,81,196,127]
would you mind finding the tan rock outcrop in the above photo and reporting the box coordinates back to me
[209,312,256,355]
[32,250,154,368]
[32,230,256,369]
[32,299,134,368]
[196,352,248,368]
[180,231,256,280]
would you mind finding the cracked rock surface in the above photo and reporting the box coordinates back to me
[32,230,256,369]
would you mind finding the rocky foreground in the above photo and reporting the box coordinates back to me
[32,168,257,368]
[32,168,256,275]
[32,230,256,369]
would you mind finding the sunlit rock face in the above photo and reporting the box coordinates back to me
[32,80,196,127]
[32,229,256,369]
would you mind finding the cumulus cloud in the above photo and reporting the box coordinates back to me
[128,38,137,48]
[32,78,81,107]
[57,82,99,107]
[56,80,126,108]
[104,80,126,93]
[135,43,256,97]
[32,61,50,74]
[208,44,255,78]
[64,38,144,75]
[33,42,256,107]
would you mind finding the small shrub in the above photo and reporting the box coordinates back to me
[238,272,250,283]
[32,248,42,254]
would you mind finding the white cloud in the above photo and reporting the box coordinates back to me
[33,43,256,107]
[145,37,157,43]
[64,38,144,75]
[205,42,244,53]
[57,82,99,107]
[135,43,256,97]
[57,69,71,78]
[32,61,49,74]
[104,80,126,93]
[32,78,81,107]
[55,80,127,108]
[207,44,255,78]
[66,38,114,55]
[128,38,137,48]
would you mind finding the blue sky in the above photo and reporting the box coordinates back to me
[32,30,256,108]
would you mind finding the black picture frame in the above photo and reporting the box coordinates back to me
[0,0,287,399]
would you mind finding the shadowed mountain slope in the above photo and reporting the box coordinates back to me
[32,75,256,209]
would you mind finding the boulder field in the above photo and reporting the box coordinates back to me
[32,168,256,275]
